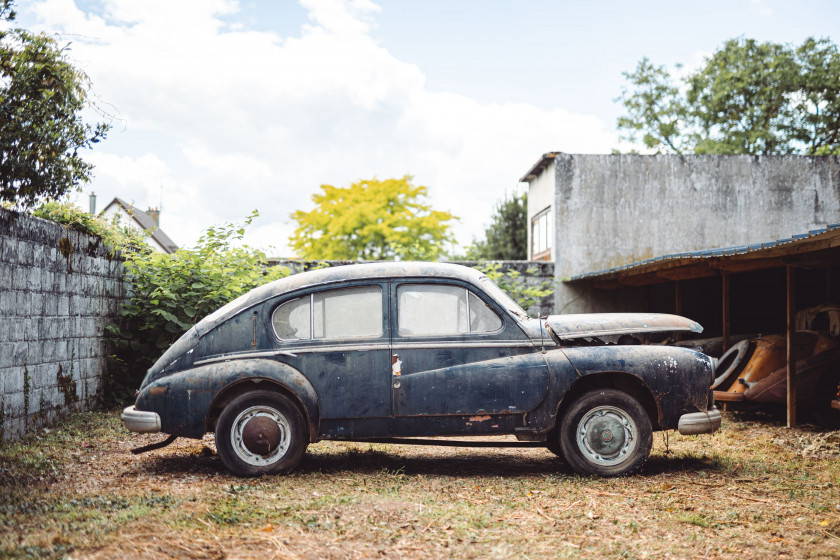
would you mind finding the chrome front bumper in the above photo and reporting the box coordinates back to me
[121,405,162,433]
[677,408,722,435]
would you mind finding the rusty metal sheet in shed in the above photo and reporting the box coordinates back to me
[546,313,702,340]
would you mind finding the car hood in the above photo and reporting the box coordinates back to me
[545,313,702,341]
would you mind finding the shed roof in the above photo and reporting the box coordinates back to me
[519,152,560,183]
[567,224,840,288]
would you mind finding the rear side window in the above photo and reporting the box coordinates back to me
[272,286,383,340]
[397,284,502,336]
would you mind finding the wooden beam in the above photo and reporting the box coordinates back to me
[711,256,785,273]
[616,274,664,287]
[786,265,797,428]
[656,264,717,281]
[722,273,730,352]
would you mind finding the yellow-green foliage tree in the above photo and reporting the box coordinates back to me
[290,176,456,260]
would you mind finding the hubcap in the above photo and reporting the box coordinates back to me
[576,405,637,466]
[231,405,291,466]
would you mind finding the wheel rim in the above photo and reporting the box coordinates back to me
[230,405,291,466]
[576,405,638,466]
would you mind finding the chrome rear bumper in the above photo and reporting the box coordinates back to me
[677,408,722,435]
[121,405,161,433]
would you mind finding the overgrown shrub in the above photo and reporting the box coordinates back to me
[474,262,554,314]
[105,211,288,403]
[32,199,145,252]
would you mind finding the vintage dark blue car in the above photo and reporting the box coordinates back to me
[122,262,720,477]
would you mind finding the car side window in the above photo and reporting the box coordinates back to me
[272,297,310,339]
[313,286,382,338]
[469,290,503,332]
[272,286,383,340]
[397,284,502,336]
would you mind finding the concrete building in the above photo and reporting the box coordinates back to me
[521,153,840,313]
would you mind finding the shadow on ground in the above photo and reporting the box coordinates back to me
[133,442,725,480]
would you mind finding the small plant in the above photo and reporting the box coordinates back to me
[32,200,146,255]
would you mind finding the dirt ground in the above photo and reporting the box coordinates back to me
[1,409,839,559]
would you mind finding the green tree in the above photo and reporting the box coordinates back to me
[617,37,840,155]
[464,191,527,260]
[0,0,109,208]
[290,176,456,260]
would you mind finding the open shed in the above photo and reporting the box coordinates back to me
[565,224,840,427]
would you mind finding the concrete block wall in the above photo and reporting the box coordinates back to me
[0,208,125,441]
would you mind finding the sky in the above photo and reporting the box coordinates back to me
[14,0,840,256]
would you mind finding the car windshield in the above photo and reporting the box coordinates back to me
[479,277,529,320]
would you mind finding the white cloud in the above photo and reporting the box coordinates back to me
[30,0,617,255]
[750,0,774,17]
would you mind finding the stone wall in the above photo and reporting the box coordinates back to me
[269,259,557,317]
[0,208,125,441]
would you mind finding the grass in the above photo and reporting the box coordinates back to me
[1,409,839,559]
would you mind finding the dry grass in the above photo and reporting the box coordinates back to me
[1,409,839,559]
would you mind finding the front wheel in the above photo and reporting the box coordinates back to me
[560,389,652,477]
[216,391,308,477]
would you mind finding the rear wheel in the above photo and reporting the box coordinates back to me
[545,428,564,458]
[560,389,652,477]
[216,391,308,477]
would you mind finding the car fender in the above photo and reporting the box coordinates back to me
[135,358,319,439]
[558,345,713,429]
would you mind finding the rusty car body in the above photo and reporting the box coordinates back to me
[122,262,720,477]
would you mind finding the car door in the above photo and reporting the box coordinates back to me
[270,282,392,436]
[389,280,549,425]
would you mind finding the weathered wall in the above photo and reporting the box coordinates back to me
[547,154,840,313]
[270,259,556,317]
[0,208,125,441]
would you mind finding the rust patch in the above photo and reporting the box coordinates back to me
[468,415,491,422]
[149,386,168,397]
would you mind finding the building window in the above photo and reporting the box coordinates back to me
[531,207,551,260]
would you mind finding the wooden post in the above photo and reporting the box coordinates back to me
[722,273,730,352]
[674,281,683,342]
[786,265,797,428]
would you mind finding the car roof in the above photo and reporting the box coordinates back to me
[195,262,487,336]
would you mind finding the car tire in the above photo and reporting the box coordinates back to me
[216,390,308,477]
[560,389,652,477]
[545,428,564,458]
[711,340,752,390]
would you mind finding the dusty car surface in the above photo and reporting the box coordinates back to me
[122,262,720,477]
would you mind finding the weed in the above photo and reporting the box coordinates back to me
[675,512,712,527]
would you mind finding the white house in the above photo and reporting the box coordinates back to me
[99,196,178,254]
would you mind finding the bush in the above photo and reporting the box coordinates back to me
[31,200,144,253]
[474,262,554,314]
[105,211,288,403]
